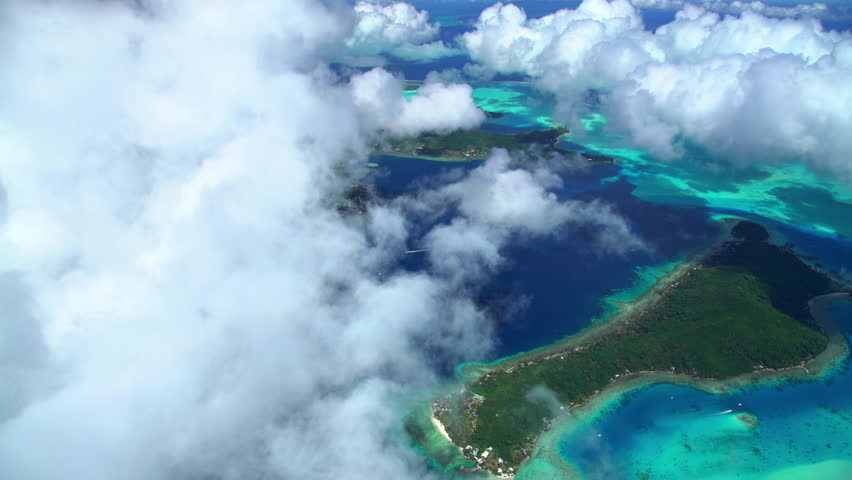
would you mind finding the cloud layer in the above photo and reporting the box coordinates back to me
[0,1,483,479]
[0,1,643,479]
[345,1,461,63]
[461,0,852,179]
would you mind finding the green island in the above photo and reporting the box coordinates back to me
[374,126,614,164]
[409,221,848,478]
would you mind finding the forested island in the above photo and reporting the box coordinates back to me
[374,126,614,164]
[336,183,378,215]
[411,221,847,477]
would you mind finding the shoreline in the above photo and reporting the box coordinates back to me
[456,217,737,381]
[430,408,455,444]
[372,151,480,163]
[423,300,851,479]
[416,224,852,479]
[514,292,852,480]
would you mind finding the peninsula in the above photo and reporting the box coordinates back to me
[412,221,847,477]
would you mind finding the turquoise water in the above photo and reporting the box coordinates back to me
[471,83,556,130]
[558,300,852,480]
[591,260,682,323]
[573,113,852,240]
[434,83,852,244]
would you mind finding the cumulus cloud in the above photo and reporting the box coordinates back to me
[0,1,491,479]
[460,0,648,79]
[460,0,852,179]
[0,1,646,479]
[351,68,485,137]
[345,0,461,63]
[418,150,646,284]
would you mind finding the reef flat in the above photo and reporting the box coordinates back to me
[414,221,847,477]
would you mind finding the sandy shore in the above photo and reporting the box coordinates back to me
[430,408,453,443]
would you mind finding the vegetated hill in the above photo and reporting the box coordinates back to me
[430,221,836,474]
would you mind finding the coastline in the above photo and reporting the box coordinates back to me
[431,408,455,444]
[418,295,851,479]
[514,292,852,480]
[412,221,730,476]
[413,221,852,479]
[373,151,481,163]
[455,217,737,381]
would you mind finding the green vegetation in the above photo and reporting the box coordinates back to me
[404,405,478,474]
[431,222,835,474]
[375,127,574,161]
[375,125,618,165]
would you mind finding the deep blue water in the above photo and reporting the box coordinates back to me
[371,148,852,359]
[370,154,719,357]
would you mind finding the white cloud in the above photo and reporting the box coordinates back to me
[0,1,491,479]
[345,0,461,62]
[460,0,648,78]
[442,151,570,233]
[0,2,645,479]
[420,150,646,284]
[460,0,852,179]
[351,68,485,137]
